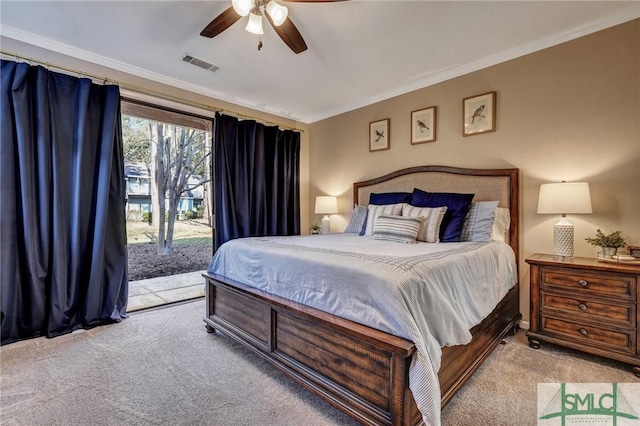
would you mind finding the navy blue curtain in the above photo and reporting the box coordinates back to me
[214,112,300,249]
[1,60,128,345]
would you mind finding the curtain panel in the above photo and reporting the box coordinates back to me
[1,60,128,345]
[214,113,300,249]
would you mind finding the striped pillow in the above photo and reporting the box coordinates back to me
[372,215,423,244]
[460,201,499,242]
[364,203,404,237]
[345,205,368,234]
[402,205,448,243]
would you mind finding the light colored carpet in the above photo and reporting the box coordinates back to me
[1,299,637,425]
[442,324,639,425]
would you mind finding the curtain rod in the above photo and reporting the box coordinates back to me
[0,50,303,132]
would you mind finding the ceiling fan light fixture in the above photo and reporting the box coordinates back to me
[245,12,264,35]
[266,1,288,26]
[231,0,254,17]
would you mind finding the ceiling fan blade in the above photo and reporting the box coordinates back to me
[200,7,241,38]
[266,15,308,54]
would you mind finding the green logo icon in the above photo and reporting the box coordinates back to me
[539,383,639,425]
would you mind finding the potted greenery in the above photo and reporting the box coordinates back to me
[310,223,321,234]
[585,229,627,258]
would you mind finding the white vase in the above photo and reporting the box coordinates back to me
[602,247,617,258]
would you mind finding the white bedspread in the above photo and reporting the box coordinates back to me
[207,233,517,426]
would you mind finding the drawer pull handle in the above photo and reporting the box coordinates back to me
[579,328,588,336]
[578,280,588,287]
[578,303,587,311]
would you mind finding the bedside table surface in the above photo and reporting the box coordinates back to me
[527,253,640,274]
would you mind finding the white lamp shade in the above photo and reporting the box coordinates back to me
[231,0,254,17]
[266,1,288,26]
[315,196,338,214]
[245,12,264,34]
[537,182,592,214]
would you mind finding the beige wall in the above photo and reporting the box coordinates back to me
[309,19,640,322]
[1,36,312,233]
[4,20,639,321]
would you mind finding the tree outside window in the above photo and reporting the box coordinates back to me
[121,100,212,255]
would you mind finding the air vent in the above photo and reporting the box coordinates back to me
[182,54,220,73]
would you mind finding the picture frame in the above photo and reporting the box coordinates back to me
[411,106,437,144]
[369,118,390,152]
[463,91,496,137]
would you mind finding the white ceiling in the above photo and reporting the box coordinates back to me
[1,1,638,123]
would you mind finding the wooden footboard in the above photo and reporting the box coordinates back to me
[203,272,520,426]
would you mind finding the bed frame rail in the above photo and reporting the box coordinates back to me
[204,272,520,426]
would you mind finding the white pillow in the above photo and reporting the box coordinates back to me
[492,207,511,242]
[372,215,422,244]
[364,203,404,237]
[402,204,447,243]
[461,201,499,242]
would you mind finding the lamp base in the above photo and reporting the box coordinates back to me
[553,218,574,258]
[321,215,330,235]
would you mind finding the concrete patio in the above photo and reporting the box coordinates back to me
[127,270,206,312]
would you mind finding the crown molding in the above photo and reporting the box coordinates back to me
[303,5,640,123]
[0,25,303,122]
[2,4,638,125]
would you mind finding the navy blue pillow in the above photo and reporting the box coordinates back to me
[369,192,411,205]
[410,189,474,242]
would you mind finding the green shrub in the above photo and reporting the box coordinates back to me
[585,229,626,248]
[142,211,152,223]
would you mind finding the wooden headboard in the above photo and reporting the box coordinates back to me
[353,165,519,261]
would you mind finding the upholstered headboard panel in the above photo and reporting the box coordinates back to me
[353,165,519,260]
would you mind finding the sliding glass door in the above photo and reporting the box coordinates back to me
[121,99,213,312]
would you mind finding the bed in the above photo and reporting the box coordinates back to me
[203,165,521,426]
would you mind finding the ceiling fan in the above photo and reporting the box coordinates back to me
[200,0,346,54]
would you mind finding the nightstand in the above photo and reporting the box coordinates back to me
[526,253,640,377]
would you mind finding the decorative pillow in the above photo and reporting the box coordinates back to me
[364,203,404,237]
[410,189,474,242]
[492,207,511,242]
[369,192,412,205]
[402,204,448,243]
[460,201,499,242]
[344,205,368,234]
[372,215,422,244]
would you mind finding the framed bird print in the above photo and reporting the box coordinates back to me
[369,118,390,152]
[463,91,496,137]
[411,106,437,144]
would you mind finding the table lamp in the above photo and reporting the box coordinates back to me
[537,182,592,257]
[315,196,338,235]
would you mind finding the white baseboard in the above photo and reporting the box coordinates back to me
[519,320,530,330]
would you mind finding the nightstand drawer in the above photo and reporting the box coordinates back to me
[541,293,635,328]
[541,269,635,300]
[541,316,635,355]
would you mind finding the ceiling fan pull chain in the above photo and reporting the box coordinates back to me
[258,40,263,51]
